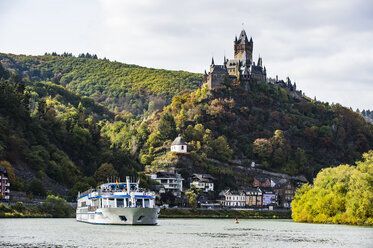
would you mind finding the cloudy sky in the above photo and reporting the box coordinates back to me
[1,0,372,110]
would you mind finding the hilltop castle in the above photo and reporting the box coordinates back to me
[202,29,302,99]
[203,29,266,89]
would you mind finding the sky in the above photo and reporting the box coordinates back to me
[0,0,372,110]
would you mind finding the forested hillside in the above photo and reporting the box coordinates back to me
[0,53,202,116]
[110,80,373,186]
[0,64,140,200]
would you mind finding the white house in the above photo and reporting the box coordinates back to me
[0,167,10,200]
[221,190,246,208]
[171,134,187,153]
[151,172,184,197]
[190,174,214,193]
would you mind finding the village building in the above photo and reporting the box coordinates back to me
[253,177,271,187]
[0,167,10,200]
[171,134,187,153]
[220,190,246,208]
[273,181,296,208]
[245,188,263,207]
[190,174,215,193]
[260,187,277,206]
[151,172,184,197]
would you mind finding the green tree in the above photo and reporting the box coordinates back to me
[185,189,198,209]
[211,136,233,162]
[41,195,73,217]
[253,138,273,161]
[27,179,46,197]
[292,150,373,225]
[157,112,177,141]
[94,163,119,183]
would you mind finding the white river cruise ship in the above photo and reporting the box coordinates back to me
[76,177,159,225]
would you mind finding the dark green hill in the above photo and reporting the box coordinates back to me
[0,53,202,116]
[0,64,140,199]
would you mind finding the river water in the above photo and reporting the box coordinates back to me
[0,218,372,247]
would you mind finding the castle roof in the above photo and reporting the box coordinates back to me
[171,134,186,146]
[238,29,249,44]
[211,65,228,74]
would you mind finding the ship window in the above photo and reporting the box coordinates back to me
[119,216,127,222]
[144,199,150,208]
[117,199,124,208]
[136,199,143,207]
[108,198,115,208]
[137,216,144,222]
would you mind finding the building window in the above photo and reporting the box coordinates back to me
[181,146,184,150]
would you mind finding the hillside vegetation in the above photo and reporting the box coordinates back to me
[0,53,202,116]
[111,80,373,187]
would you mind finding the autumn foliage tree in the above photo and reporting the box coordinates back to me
[292,150,373,225]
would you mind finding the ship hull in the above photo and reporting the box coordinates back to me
[76,207,159,225]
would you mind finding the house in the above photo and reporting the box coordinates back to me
[253,177,271,187]
[171,134,187,153]
[273,181,296,208]
[245,188,263,207]
[0,167,10,200]
[220,190,246,208]
[190,174,215,193]
[260,187,277,206]
[270,178,287,188]
[151,172,184,197]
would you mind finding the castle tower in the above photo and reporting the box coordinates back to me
[234,29,253,65]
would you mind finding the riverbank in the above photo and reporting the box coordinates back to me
[159,208,292,219]
[0,202,50,218]
[0,196,74,218]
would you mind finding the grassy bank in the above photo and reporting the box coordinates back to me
[0,203,50,218]
[159,208,292,219]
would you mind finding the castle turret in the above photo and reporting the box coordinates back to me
[234,29,253,65]
[210,57,215,73]
[257,57,263,67]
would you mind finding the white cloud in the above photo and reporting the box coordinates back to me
[0,0,372,109]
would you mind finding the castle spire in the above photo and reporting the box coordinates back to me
[257,57,262,67]
[211,57,215,65]
[239,29,248,44]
